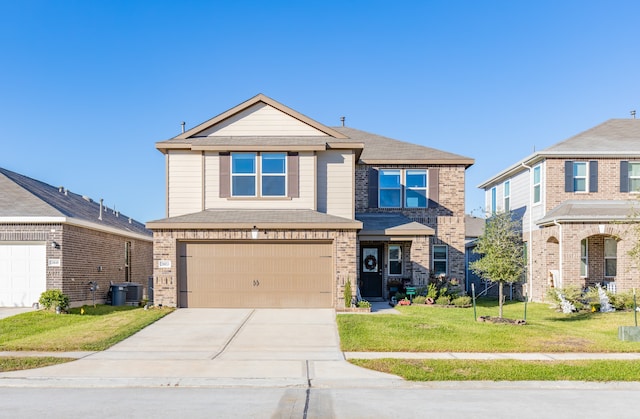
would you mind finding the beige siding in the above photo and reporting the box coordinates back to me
[204,152,315,210]
[317,150,354,219]
[197,103,328,137]
[168,150,202,217]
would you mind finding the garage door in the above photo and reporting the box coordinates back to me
[178,241,333,308]
[0,243,46,307]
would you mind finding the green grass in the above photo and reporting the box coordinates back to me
[338,299,640,353]
[0,357,74,372]
[0,305,174,351]
[350,359,640,381]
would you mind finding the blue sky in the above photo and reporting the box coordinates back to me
[1,1,639,222]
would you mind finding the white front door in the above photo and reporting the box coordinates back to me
[0,243,46,307]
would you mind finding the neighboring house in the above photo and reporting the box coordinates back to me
[479,119,640,301]
[0,167,153,307]
[147,94,474,308]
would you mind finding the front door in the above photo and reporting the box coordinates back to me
[360,245,383,298]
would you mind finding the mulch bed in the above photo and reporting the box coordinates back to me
[477,316,526,325]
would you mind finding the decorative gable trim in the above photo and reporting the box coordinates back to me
[175,94,349,140]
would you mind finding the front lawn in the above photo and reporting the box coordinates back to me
[338,299,640,353]
[0,305,173,352]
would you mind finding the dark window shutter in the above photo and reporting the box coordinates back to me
[219,152,230,198]
[589,161,598,192]
[428,168,439,208]
[564,161,574,192]
[368,167,379,208]
[620,161,629,192]
[287,152,299,198]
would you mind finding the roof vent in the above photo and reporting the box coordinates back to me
[58,186,64,193]
[340,116,345,127]
[181,121,186,133]
[631,110,636,119]
[82,195,92,202]
[99,199,103,221]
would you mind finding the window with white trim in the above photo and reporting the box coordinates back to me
[388,244,402,275]
[433,245,448,276]
[261,153,286,196]
[379,169,402,208]
[231,153,256,196]
[490,187,497,215]
[629,162,640,193]
[580,238,588,277]
[604,237,617,277]
[533,165,541,204]
[405,170,427,208]
[503,181,510,212]
[573,162,587,192]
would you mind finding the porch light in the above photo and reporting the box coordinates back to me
[251,226,259,239]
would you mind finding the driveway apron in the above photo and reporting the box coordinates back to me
[0,308,400,387]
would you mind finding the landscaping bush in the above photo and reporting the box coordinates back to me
[546,285,585,311]
[39,289,69,311]
[435,295,451,305]
[412,295,426,304]
[609,291,636,310]
[394,292,406,301]
[357,300,371,308]
[344,280,352,308]
[426,283,438,299]
[452,296,471,307]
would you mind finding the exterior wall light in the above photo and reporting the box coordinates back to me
[251,226,259,239]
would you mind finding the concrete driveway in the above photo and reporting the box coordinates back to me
[0,307,33,320]
[0,308,401,388]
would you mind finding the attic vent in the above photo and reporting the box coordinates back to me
[82,195,92,202]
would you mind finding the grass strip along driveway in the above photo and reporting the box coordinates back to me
[338,299,640,381]
[0,305,173,371]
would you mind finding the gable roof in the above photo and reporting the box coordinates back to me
[333,127,474,166]
[479,118,640,188]
[155,95,474,167]
[0,167,151,240]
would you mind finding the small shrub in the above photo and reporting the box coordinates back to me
[39,289,69,311]
[426,283,438,299]
[395,292,406,301]
[452,296,472,307]
[609,292,636,310]
[435,295,451,305]
[357,300,371,308]
[344,279,352,308]
[413,295,426,304]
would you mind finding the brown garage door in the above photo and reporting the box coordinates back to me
[178,241,334,308]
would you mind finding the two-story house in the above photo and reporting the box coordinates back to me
[147,94,474,308]
[479,119,640,301]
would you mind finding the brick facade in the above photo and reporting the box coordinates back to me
[355,163,467,291]
[0,223,153,307]
[152,228,357,308]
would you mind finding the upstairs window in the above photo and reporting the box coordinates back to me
[261,153,286,196]
[629,162,640,193]
[232,153,256,196]
[405,170,427,208]
[573,162,587,192]
[503,180,510,212]
[490,187,497,215]
[379,169,402,208]
[533,165,541,204]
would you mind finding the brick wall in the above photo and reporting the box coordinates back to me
[355,163,467,289]
[152,228,357,308]
[0,223,152,306]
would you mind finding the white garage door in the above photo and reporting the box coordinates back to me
[0,243,46,307]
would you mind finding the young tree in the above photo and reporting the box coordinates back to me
[470,211,526,318]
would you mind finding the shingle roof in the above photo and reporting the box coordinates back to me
[355,213,435,236]
[479,119,640,188]
[0,167,151,237]
[333,127,474,166]
[536,200,640,225]
[544,119,640,154]
[146,209,362,229]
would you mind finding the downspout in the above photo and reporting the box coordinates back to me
[553,219,563,289]
[521,162,534,301]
